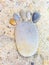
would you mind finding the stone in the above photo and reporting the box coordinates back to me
[15,21,39,57]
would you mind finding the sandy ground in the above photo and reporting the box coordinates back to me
[0,0,49,65]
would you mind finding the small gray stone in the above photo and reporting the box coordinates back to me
[26,11,31,21]
[13,13,20,21]
[19,10,26,21]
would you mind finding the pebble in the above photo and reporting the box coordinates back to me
[9,18,16,26]
[13,13,20,21]
[32,12,40,23]
[26,11,31,21]
[19,10,26,21]
[31,62,34,65]
[15,22,39,57]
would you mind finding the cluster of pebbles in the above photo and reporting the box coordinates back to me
[0,0,49,65]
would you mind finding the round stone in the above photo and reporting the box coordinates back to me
[15,22,39,57]
[26,11,31,20]
[9,18,16,26]
[32,12,40,23]
[13,13,20,21]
